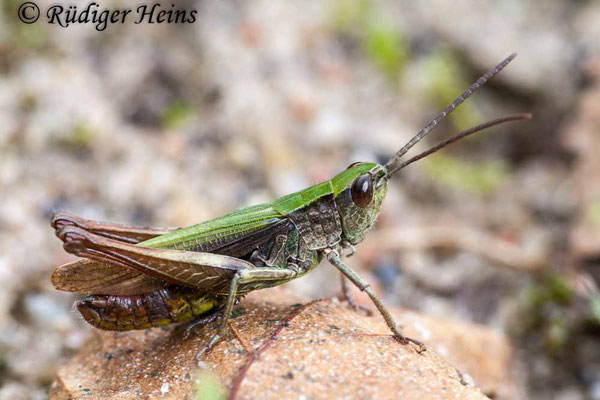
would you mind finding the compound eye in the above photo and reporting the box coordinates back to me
[351,174,373,208]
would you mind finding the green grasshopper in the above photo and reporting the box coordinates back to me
[51,53,530,355]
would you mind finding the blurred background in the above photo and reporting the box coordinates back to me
[1,0,599,398]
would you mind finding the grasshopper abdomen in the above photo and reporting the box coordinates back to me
[76,287,217,331]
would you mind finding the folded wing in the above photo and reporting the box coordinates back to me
[51,205,289,295]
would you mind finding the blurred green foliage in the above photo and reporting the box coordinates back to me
[522,271,600,354]
[331,0,372,30]
[331,0,407,80]
[546,316,569,352]
[2,0,47,50]
[54,122,95,151]
[590,198,600,230]
[13,23,46,49]
[364,24,407,79]
[161,100,192,130]
[524,272,574,353]
[331,2,486,130]
[424,154,509,195]
[193,371,225,400]
[591,295,600,324]
[0,356,7,378]
[527,272,574,307]
[422,49,482,130]
[69,123,94,147]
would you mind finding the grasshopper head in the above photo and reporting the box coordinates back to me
[332,162,388,245]
[331,54,531,246]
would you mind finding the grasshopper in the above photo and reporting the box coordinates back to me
[51,53,530,355]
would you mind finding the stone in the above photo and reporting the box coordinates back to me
[49,289,514,400]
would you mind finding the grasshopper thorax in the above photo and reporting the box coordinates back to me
[332,162,388,246]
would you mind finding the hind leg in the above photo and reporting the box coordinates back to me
[195,267,297,359]
[183,310,221,339]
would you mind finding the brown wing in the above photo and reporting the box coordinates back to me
[51,212,177,244]
[51,259,166,295]
[51,213,291,295]
[56,226,255,293]
[51,212,176,295]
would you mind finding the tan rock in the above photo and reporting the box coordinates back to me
[49,290,514,400]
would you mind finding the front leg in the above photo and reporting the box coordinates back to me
[324,248,425,353]
[338,273,372,316]
[337,240,371,314]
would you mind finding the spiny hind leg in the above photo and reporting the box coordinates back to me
[196,267,297,359]
[182,309,222,339]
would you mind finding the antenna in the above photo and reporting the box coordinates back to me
[385,53,517,178]
[393,113,531,171]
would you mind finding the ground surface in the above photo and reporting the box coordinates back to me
[49,290,513,400]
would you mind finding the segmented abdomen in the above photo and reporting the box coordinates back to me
[76,286,216,331]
